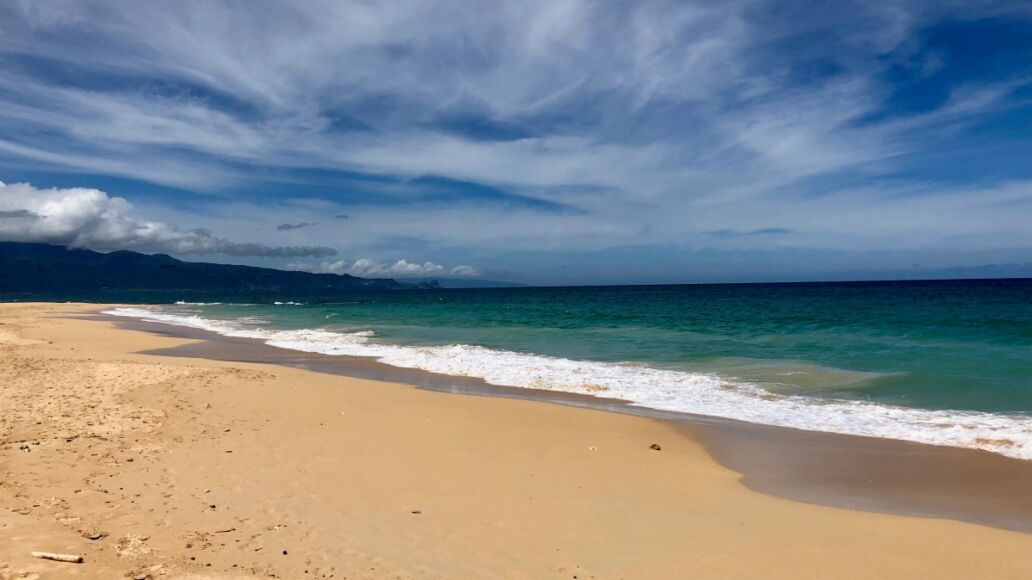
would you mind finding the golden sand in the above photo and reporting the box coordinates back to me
[1,303,1030,579]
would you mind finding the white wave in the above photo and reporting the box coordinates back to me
[174,301,223,305]
[273,301,303,305]
[104,307,1032,460]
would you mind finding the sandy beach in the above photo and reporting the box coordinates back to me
[2,303,1032,579]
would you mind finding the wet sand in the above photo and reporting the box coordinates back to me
[117,315,1032,533]
[2,302,1031,579]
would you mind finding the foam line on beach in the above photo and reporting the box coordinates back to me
[106,307,1032,460]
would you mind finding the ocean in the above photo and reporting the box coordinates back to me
[106,279,1032,459]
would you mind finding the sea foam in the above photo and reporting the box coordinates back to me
[106,307,1032,460]
[174,301,223,306]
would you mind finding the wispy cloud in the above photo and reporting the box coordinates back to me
[276,222,317,231]
[3,0,1011,200]
[705,228,794,238]
[0,2,1030,281]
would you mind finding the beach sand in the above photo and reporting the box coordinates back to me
[2,303,1031,579]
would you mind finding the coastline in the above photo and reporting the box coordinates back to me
[110,312,1032,533]
[2,302,1031,578]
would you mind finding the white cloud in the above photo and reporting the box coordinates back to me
[290,258,480,278]
[0,181,336,257]
[0,0,987,201]
[0,2,1030,280]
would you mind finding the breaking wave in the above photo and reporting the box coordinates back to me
[106,307,1032,460]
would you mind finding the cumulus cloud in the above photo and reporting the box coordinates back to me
[0,209,38,218]
[290,258,480,279]
[449,265,479,277]
[0,181,336,257]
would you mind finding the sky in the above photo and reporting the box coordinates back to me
[1,0,1032,285]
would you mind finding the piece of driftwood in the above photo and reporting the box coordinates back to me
[31,551,83,563]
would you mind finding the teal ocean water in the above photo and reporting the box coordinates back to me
[108,280,1032,458]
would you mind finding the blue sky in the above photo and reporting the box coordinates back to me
[1,0,1032,284]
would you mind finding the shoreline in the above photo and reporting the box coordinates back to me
[98,302,1032,462]
[105,312,1032,533]
[3,303,1031,578]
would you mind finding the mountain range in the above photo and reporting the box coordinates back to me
[0,242,413,300]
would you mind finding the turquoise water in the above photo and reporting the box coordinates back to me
[108,279,1032,458]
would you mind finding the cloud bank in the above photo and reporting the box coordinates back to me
[291,258,480,279]
[0,182,336,258]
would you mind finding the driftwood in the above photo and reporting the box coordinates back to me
[31,551,83,563]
